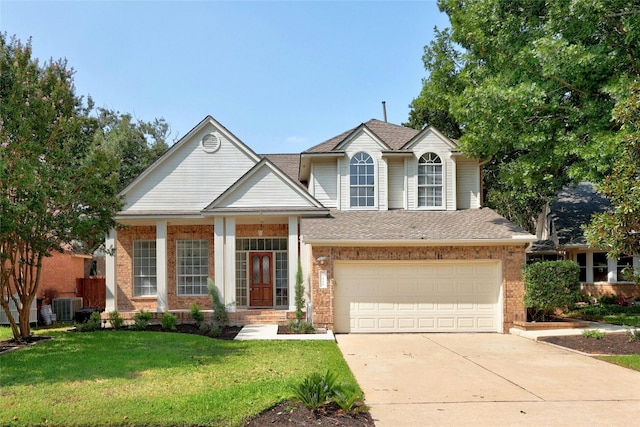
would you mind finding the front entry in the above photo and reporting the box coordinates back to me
[249,252,273,306]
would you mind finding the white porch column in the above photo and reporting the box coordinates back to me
[288,216,300,311]
[105,228,117,312]
[224,217,236,311]
[156,220,168,312]
[214,217,225,302]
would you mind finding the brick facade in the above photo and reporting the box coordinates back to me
[115,224,289,313]
[308,245,528,333]
[39,251,88,299]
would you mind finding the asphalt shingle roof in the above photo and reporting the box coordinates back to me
[262,154,300,183]
[301,208,533,242]
[304,119,420,153]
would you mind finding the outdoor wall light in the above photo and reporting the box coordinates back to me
[316,256,327,265]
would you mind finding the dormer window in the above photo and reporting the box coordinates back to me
[418,153,443,208]
[350,152,375,207]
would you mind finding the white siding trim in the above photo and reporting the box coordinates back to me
[105,229,116,312]
[156,221,168,312]
[224,218,236,311]
[288,216,299,311]
[214,217,225,305]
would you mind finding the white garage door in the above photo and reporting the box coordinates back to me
[334,261,502,333]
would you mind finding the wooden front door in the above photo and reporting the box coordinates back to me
[249,252,273,306]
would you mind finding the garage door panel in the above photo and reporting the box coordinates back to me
[334,261,501,333]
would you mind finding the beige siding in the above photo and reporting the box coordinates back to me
[311,161,338,208]
[456,158,481,209]
[387,159,405,209]
[218,165,313,208]
[123,124,257,211]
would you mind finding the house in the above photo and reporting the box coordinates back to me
[530,182,640,298]
[105,116,536,333]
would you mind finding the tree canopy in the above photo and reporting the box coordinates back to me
[0,34,122,339]
[584,82,640,282]
[407,0,640,232]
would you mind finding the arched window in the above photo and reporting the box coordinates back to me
[418,153,443,208]
[350,152,375,207]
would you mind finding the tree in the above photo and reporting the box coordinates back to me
[584,81,640,283]
[93,108,170,192]
[0,34,122,340]
[408,0,640,232]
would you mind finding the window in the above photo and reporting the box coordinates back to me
[418,153,443,208]
[177,240,209,296]
[616,255,634,282]
[592,252,608,282]
[275,252,288,306]
[133,240,156,297]
[350,152,375,207]
[576,253,587,282]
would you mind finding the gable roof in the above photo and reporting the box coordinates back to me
[262,153,300,183]
[203,158,326,215]
[301,208,536,246]
[303,119,420,153]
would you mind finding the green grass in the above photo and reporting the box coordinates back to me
[599,355,640,371]
[0,327,358,427]
[566,304,640,327]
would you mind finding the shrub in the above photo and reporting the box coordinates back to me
[131,310,152,331]
[626,328,640,342]
[76,311,102,332]
[294,259,305,323]
[582,330,606,340]
[293,371,338,409]
[207,278,228,326]
[332,382,370,415]
[207,324,221,338]
[108,310,124,330]
[523,260,581,321]
[161,312,177,331]
[190,303,204,327]
[288,319,316,334]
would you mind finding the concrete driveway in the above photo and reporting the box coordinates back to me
[337,333,640,427]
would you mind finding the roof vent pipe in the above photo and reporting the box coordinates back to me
[382,101,387,122]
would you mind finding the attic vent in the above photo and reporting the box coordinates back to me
[201,133,221,153]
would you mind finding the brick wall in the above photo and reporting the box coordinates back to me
[581,283,640,298]
[115,223,289,313]
[308,245,527,333]
[39,251,88,299]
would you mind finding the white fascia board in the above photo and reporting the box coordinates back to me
[202,209,330,217]
[301,237,538,247]
[335,125,391,151]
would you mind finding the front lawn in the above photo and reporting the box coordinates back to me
[0,327,357,427]
[599,355,640,371]
[565,304,640,327]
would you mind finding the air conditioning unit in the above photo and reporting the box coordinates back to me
[52,297,83,322]
[0,294,37,325]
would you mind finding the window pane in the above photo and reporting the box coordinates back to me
[593,252,608,282]
[252,255,260,284]
[262,255,270,284]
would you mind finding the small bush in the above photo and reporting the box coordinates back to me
[161,312,177,331]
[131,310,152,331]
[288,320,316,334]
[582,330,606,340]
[332,382,369,415]
[626,328,640,342]
[108,310,124,330]
[598,294,619,305]
[208,325,221,338]
[293,371,338,409]
[190,303,204,326]
[208,278,228,325]
[523,260,581,321]
[76,311,102,332]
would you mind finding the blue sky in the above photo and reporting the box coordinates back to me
[1,0,449,153]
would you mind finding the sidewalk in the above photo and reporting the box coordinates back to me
[510,321,629,340]
[234,324,335,341]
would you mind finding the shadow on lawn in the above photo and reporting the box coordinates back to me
[0,329,246,387]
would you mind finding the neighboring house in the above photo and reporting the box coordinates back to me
[530,182,640,298]
[39,249,92,299]
[105,116,536,333]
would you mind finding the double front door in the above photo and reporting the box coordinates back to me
[249,252,273,306]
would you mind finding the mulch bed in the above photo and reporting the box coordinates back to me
[244,401,374,427]
[539,332,640,355]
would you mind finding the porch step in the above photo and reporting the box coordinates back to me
[230,309,294,326]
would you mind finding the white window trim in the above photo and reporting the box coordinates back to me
[416,151,445,210]
[348,151,377,210]
[133,240,157,298]
[176,239,209,296]
[575,251,639,283]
